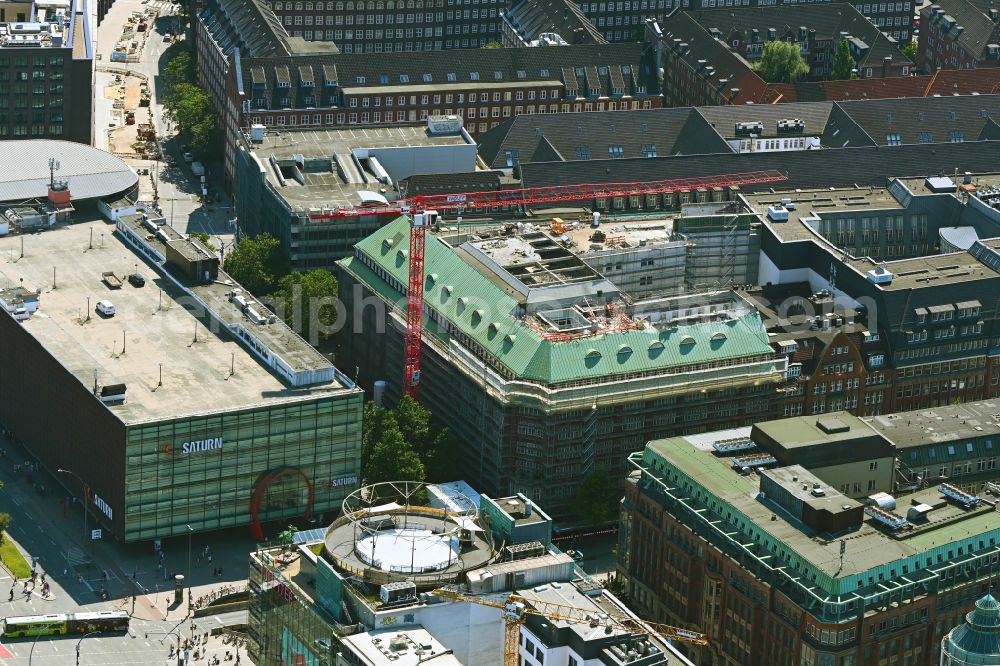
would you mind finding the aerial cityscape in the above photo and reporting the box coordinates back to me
[0,0,996,662]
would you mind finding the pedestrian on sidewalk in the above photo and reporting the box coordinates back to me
[8,589,13,602]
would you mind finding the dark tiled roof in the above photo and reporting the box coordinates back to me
[518,141,1000,191]
[696,102,842,140]
[400,171,503,198]
[686,3,912,70]
[767,69,1000,102]
[836,94,1000,145]
[238,43,656,105]
[658,11,776,104]
[476,108,730,169]
[922,0,1000,59]
[199,0,337,58]
[502,0,606,45]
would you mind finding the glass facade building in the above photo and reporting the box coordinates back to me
[123,394,362,541]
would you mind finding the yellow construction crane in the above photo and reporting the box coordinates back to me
[432,587,708,666]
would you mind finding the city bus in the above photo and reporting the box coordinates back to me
[2,611,129,638]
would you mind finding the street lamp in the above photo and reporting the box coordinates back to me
[57,469,88,551]
[74,631,100,665]
[28,622,64,665]
[186,524,193,612]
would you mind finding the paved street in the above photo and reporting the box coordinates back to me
[95,0,235,242]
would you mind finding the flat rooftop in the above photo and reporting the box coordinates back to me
[245,125,474,209]
[0,219,350,424]
[742,186,904,243]
[846,251,998,290]
[865,400,1000,448]
[753,413,877,450]
[559,218,680,254]
[646,429,1000,580]
[340,627,464,666]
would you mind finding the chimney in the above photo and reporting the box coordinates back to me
[767,27,776,40]
[729,87,741,99]
[751,27,760,42]
[799,25,807,40]
[955,25,964,37]
[991,8,999,22]
[882,55,892,77]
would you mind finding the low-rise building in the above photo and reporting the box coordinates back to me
[619,427,1000,665]
[918,0,1000,73]
[0,0,94,144]
[249,481,692,666]
[232,119,478,269]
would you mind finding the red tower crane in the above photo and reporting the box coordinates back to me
[308,170,788,399]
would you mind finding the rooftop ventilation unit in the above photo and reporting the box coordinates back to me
[712,436,756,454]
[866,265,893,285]
[777,118,805,133]
[865,505,907,530]
[940,482,980,507]
[735,121,764,136]
[767,205,789,222]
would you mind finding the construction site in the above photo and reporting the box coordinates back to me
[336,204,789,514]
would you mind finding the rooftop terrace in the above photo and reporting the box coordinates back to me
[0,218,352,424]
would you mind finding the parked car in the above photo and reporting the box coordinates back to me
[96,300,116,317]
[128,273,146,287]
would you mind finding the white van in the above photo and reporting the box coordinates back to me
[96,300,116,317]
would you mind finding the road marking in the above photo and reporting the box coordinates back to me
[0,643,12,658]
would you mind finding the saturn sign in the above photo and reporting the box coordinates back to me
[181,437,224,454]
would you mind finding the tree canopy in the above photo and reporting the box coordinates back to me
[162,44,220,160]
[222,233,288,295]
[831,40,856,80]
[359,399,464,485]
[365,420,426,484]
[272,269,339,341]
[901,41,917,63]
[755,41,810,83]
[575,466,621,526]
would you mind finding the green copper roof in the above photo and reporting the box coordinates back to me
[342,216,775,385]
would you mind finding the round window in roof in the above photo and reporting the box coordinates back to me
[711,332,727,341]
[680,336,696,345]
[586,349,601,358]
[617,344,633,358]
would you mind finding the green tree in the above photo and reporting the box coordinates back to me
[272,269,339,340]
[365,421,426,484]
[278,524,298,553]
[482,40,502,48]
[831,40,856,80]
[395,395,431,456]
[901,41,917,63]
[189,232,212,246]
[575,466,620,526]
[424,427,462,483]
[0,511,9,540]
[755,41,810,83]
[222,233,288,295]
[361,401,395,472]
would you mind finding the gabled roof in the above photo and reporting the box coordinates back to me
[502,0,607,45]
[922,0,1000,59]
[237,43,655,98]
[517,140,1000,191]
[836,94,1000,145]
[686,3,912,70]
[767,68,1000,103]
[476,108,730,169]
[340,217,775,385]
[199,0,338,58]
[399,171,503,198]
[659,11,776,104]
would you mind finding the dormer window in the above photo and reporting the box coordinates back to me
[356,76,366,84]
[379,74,389,84]
[422,73,432,82]
[277,80,290,88]
[470,71,480,80]
[447,72,457,81]
[399,74,409,83]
